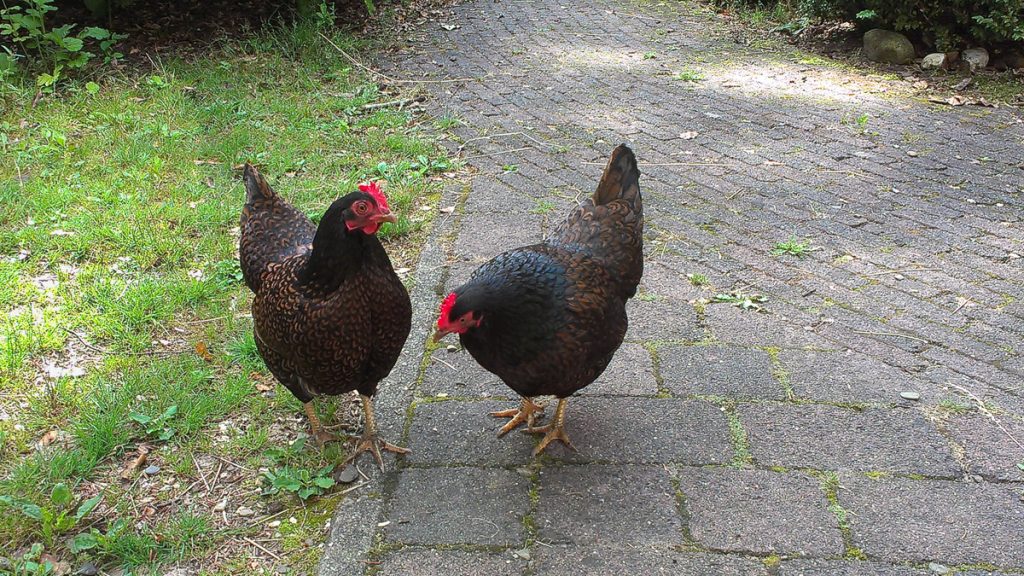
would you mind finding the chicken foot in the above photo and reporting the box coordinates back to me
[523,397,575,456]
[303,402,338,446]
[348,394,410,472]
[490,396,545,437]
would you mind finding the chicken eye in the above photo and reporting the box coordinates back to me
[354,201,369,215]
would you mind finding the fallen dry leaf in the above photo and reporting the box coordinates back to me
[439,206,456,214]
[38,429,58,447]
[679,131,699,140]
[121,445,150,480]
[195,341,214,362]
[193,159,222,165]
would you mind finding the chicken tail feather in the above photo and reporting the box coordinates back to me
[592,144,640,207]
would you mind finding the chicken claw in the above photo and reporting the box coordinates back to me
[523,398,575,456]
[347,394,409,471]
[490,397,545,437]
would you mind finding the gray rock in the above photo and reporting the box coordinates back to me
[962,48,989,71]
[143,465,160,475]
[921,53,947,70]
[863,29,916,64]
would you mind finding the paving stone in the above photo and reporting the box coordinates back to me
[376,548,524,576]
[626,298,701,341]
[530,546,769,575]
[676,468,844,556]
[944,413,1024,481]
[581,343,658,396]
[536,465,681,546]
[704,304,831,348]
[406,400,537,466]
[454,211,543,262]
[541,397,733,464]
[420,348,505,398]
[659,345,784,399]
[839,474,1024,567]
[740,403,959,475]
[778,349,935,403]
[384,468,528,546]
[778,559,930,575]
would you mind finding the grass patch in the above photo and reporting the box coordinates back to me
[771,236,815,258]
[0,12,456,575]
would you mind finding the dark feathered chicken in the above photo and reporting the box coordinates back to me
[433,145,643,455]
[239,164,412,470]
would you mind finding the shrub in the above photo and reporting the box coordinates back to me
[0,0,125,89]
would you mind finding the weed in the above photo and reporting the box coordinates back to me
[711,291,768,312]
[128,404,178,442]
[0,482,101,547]
[675,68,705,82]
[530,199,557,214]
[502,164,518,173]
[643,51,657,60]
[772,237,814,258]
[687,273,709,287]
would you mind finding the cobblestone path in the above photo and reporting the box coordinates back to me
[319,0,1024,573]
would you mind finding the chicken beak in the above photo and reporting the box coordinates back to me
[375,209,398,224]
[431,328,450,343]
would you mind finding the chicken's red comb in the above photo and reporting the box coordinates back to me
[358,181,389,211]
[437,292,457,327]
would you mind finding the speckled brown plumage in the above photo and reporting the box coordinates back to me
[436,145,643,453]
[239,164,411,467]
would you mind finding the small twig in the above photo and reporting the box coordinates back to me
[852,330,930,344]
[242,537,282,561]
[458,131,559,152]
[864,268,941,277]
[462,147,534,161]
[952,299,971,315]
[192,453,212,494]
[248,508,289,528]
[61,327,107,355]
[950,383,1024,454]
[433,357,458,371]
[340,480,370,495]
[726,188,747,200]
[214,454,253,472]
[361,96,424,111]
[318,32,396,83]
[208,460,224,493]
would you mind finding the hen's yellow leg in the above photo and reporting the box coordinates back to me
[490,396,545,437]
[523,398,574,456]
[304,402,337,446]
[348,394,409,472]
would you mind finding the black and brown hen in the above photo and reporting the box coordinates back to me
[433,145,643,455]
[239,164,412,470]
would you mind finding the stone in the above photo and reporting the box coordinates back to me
[962,48,989,71]
[530,547,769,575]
[944,413,1024,481]
[419,348,504,398]
[333,464,359,484]
[376,548,523,576]
[383,467,528,546]
[540,397,733,465]
[778,349,932,403]
[658,344,783,399]
[536,465,681,546]
[143,465,160,475]
[582,343,658,396]
[677,468,844,556]
[740,404,958,476]
[863,29,916,64]
[839,474,1024,566]
[406,399,536,466]
[235,506,254,517]
[921,53,947,70]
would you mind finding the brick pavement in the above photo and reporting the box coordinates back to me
[319,0,1024,573]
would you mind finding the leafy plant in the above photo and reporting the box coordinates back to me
[7,543,55,576]
[687,273,709,286]
[502,164,518,173]
[675,68,705,82]
[261,465,335,500]
[530,199,557,214]
[772,237,814,258]
[409,155,451,177]
[129,405,178,441]
[711,291,768,312]
[0,0,124,88]
[0,483,102,547]
[211,259,244,288]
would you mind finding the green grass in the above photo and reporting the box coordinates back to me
[0,14,455,575]
[675,68,706,82]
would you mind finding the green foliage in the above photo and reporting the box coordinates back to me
[262,438,336,499]
[0,0,124,88]
[687,273,709,286]
[771,237,814,258]
[797,0,1023,48]
[129,404,179,441]
[0,482,101,546]
[711,291,768,312]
